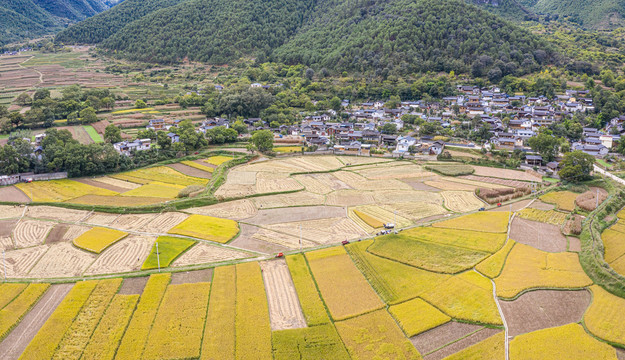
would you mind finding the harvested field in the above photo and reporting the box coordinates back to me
[24,206,88,222]
[141,212,188,233]
[0,236,13,251]
[172,242,251,266]
[2,246,48,277]
[0,187,30,203]
[424,328,502,360]
[292,174,334,194]
[440,191,485,212]
[402,180,441,192]
[13,220,54,248]
[266,217,366,245]
[0,219,18,236]
[46,224,68,244]
[337,156,389,165]
[348,205,411,233]
[460,174,533,188]
[500,289,591,337]
[425,179,478,191]
[167,163,212,179]
[0,283,74,360]
[229,224,289,254]
[118,277,149,295]
[382,202,448,221]
[568,237,581,252]
[575,187,609,211]
[91,177,141,190]
[255,172,304,194]
[355,163,433,180]
[372,189,443,205]
[252,228,316,249]
[325,189,375,207]
[68,194,169,207]
[488,199,533,212]
[28,243,96,278]
[244,206,345,225]
[509,217,567,252]
[186,199,257,220]
[260,259,307,331]
[111,214,158,232]
[252,191,325,209]
[411,321,484,356]
[224,170,257,185]
[311,173,352,190]
[333,171,412,191]
[74,178,127,193]
[529,200,555,210]
[442,332,505,360]
[472,165,541,182]
[0,205,24,218]
[83,212,119,226]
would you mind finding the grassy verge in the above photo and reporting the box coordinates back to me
[83,126,103,143]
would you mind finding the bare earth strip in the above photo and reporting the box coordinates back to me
[186,199,257,220]
[91,176,141,190]
[46,224,68,244]
[0,219,18,236]
[0,186,31,203]
[229,223,289,254]
[0,283,74,360]
[74,178,128,193]
[411,322,483,355]
[424,328,502,360]
[509,217,567,252]
[260,259,307,331]
[84,235,154,275]
[167,163,212,179]
[252,228,316,249]
[119,277,149,295]
[172,242,251,267]
[529,201,555,210]
[243,206,346,225]
[28,242,96,278]
[170,268,213,285]
[499,289,591,337]
[3,246,48,277]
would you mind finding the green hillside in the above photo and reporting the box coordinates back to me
[468,0,534,20]
[56,0,185,44]
[518,0,625,29]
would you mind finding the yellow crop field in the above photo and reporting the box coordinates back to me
[142,236,195,270]
[286,254,330,325]
[81,294,139,360]
[494,243,592,299]
[111,166,209,187]
[53,279,121,360]
[441,190,485,212]
[433,211,509,233]
[476,240,516,278]
[19,280,98,360]
[517,208,568,225]
[116,273,170,359]
[0,283,28,309]
[202,266,236,360]
[16,179,118,202]
[335,310,420,359]
[182,160,215,173]
[272,324,350,360]
[167,214,239,243]
[584,285,625,347]
[204,155,233,166]
[540,191,578,212]
[120,182,185,198]
[602,229,625,264]
[389,298,451,337]
[619,209,625,220]
[347,240,450,304]
[143,283,210,360]
[407,227,506,253]
[353,209,385,228]
[111,107,154,114]
[273,146,303,153]
[444,332,505,360]
[422,271,502,325]
[235,262,272,360]
[306,246,385,320]
[0,283,49,341]
[73,227,128,254]
[611,220,625,234]
[510,324,616,359]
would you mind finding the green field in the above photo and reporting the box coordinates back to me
[84,126,103,143]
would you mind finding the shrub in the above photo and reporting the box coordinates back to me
[178,185,205,198]
[476,186,531,204]
[576,189,608,211]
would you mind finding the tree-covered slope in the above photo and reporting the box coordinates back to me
[274,0,556,76]
[469,0,534,21]
[56,0,186,44]
[518,0,625,29]
[97,0,318,63]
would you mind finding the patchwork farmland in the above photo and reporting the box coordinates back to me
[0,154,624,359]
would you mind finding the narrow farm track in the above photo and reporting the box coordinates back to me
[260,259,307,331]
[0,283,73,360]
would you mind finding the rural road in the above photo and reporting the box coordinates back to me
[594,165,625,186]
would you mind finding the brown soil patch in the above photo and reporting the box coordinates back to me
[46,224,68,244]
[425,329,502,360]
[0,186,31,203]
[119,277,149,295]
[0,219,18,236]
[403,180,441,192]
[229,224,288,255]
[167,163,212,179]
[488,199,533,212]
[74,178,128,193]
[0,283,74,360]
[500,289,591,337]
[170,268,213,285]
[411,321,483,355]
[260,259,307,331]
[509,217,567,252]
[616,347,625,360]
[172,243,251,267]
[529,200,555,211]
[568,237,581,252]
[243,206,345,225]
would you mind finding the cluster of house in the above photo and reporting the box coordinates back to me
[1,47,32,56]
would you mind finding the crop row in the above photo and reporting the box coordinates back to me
[0,284,49,341]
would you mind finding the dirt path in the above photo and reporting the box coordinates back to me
[16,56,42,87]
[260,259,306,331]
[0,283,73,360]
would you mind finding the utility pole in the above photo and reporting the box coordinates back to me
[156,242,161,273]
[299,225,302,251]
[596,188,599,209]
[3,250,6,280]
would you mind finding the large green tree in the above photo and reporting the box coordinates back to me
[558,151,595,183]
[528,132,560,162]
[251,130,274,153]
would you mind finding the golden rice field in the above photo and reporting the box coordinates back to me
[112,166,209,187]
[352,209,385,228]
[286,254,330,325]
[72,227,128,254]
[539,191,578,212]
[16,179,118,202]
[167,214,239,243]
[273,146,302,153]
[432,211,509,233]
[389,297,451,337]
[584,285,625,347]
[181,160,215,173]
[517,208,568,225]
[119,182,185,199]
[445,332,505,360]
[475,240,516,278]
[203,155,233,166]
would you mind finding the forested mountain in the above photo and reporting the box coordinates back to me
[57,0,556,76]
[518,0,625,29]
[0,0,121,45]
[468,0,534,21]
[55,0,185,44]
